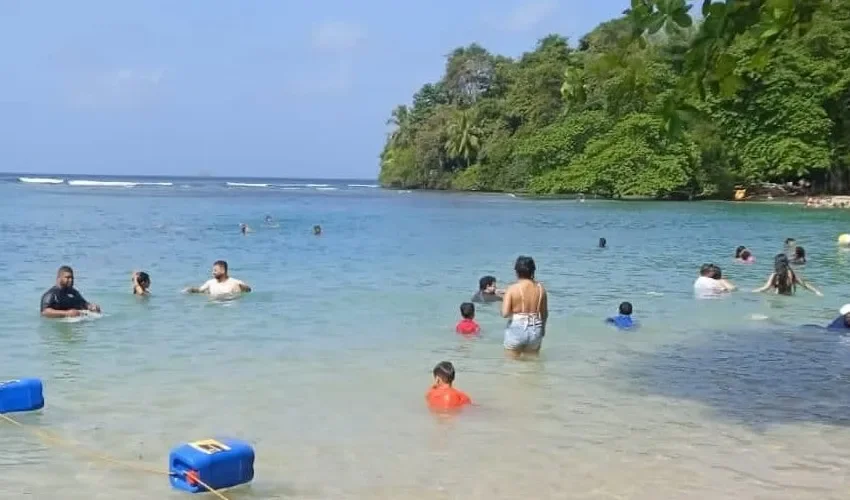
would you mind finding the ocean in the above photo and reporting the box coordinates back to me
[2,173,850,499]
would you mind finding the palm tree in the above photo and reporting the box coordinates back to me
[444,110,482,169]
[387,105,411,147]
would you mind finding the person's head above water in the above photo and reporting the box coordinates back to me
[478,275,497,293]
[741,249,753,261]
[313,225,322,235]
[840,304,850,327]
[212,260,229,281]
[599,238,607,248]
[433,361,457,386]
[619,301,633,316]
[136,271,150,289]
[795,246,806,260]
[514,255,536,280]
[460,302,475,320]
[699,263,713,277]
[56,265,74,289]
[785,238,796,248]
[735,246,746,259]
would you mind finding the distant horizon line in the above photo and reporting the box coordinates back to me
[1,172,378,182]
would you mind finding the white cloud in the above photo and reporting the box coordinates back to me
[311,20,366,52]
[502,0,557,32]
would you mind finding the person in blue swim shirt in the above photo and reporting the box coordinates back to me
[827,304,850,331]
[606,302,635,329]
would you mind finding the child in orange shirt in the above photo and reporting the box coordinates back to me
[455,302,481,336]
[426,361,472,410]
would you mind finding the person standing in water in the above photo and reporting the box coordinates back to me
[598,238,607,248]
[501,256,548,358]
[40,266,101,318]
[132,271,151,295]
[753,253,822,296]
[184,260,252,297]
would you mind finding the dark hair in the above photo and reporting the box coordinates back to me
[785,238,796,245]
[137,272,150,285]
[699,264,713,277]
[213,260,228,272]
[433,361,456,384]
[795,246,806,259]
[478,276,496,291]
[514,255,536,280]
[735,246,746,258]
[57,265,74,276]
[709,264,722,279]
[619,301,633,315]
[460,302,475,319]
[599,238,607,248]
[741,249,752,261]
[773,253,794,294]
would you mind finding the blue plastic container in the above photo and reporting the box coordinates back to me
[169,438,255,493]
[0,378,44,413]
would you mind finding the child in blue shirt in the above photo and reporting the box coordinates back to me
[606,301,635,330]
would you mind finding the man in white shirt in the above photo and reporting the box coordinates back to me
[694,263,735,297]
[184,260,252,297]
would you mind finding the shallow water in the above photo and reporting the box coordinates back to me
[2,176,850,499]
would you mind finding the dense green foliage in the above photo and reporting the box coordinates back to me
[379,0,850,198]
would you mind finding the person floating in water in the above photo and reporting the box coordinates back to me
[606,301,635,330]
[827,304,850,331]
[132,271,151,295]
[264,215,273,225]
[40,266,102,318]
[455,302,481,336]
[693,263,736,297]
[735,246,755,263]
[313,225,322,236]
[753,253,822,296]
[791,246,807,265]
[239,223,252,235]
[501,255,548,358]
[425,361,471,411]
[184,260,252,297]
[598,237,607,248]
[471,275,502,303]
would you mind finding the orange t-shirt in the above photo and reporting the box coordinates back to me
[426,385,472,410]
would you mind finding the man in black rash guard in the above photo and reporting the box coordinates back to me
[40,266,101,319]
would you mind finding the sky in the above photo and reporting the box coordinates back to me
[0,0,627,179]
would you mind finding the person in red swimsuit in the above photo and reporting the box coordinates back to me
[455,302,481,336]
[426,361,472,410]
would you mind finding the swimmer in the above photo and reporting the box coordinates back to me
[752,253,822,296]
[184,260,252,297]
[425,361,471,410]
[239,223,252,235]
[599,237,607,248]
[606,301,635,329]
[40,266,101,318]
[455,302,481,336]
[501,255,548,358]
[132,271,151,295]
[264,215,273,224]
[791,246,807,265]
[784,238,797,257]
[471,275,503,303]
[827,304,850,331]
[693,263,736,297]
[313,225,322,236]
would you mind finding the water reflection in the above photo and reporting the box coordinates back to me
[626,326,850,430]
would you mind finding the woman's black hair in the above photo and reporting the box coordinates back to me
[773,253,794,294]
[741,249,752,261]
[735,246,746,258]
[514,255,536,280]
[137,271,150,285]
[795,246,806,260]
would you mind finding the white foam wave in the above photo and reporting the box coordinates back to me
[137,182,173,186]
[19,177,64,184]
[348,184,378,188]
[315,187,338,191]
[306,184,330,188]
[226,182,270,188]
[68,180,137,187]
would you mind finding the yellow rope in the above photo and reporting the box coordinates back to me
[0,412,231,500]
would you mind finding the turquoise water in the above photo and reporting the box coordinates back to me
[3,175,850,499]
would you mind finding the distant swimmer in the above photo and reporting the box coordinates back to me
[784,238,797,258]
[40,266,102,318]
[264,215,273,224]
[426,361,472,411]
[752,253,822,296]
[501,256,548,358]
[184,260,252,297]
[471,275,503,303]
[455,302,481,336]
[599,237,607,248]
[735,246,755,263]
[693,263,736,297]
[313,225,322,236]
[240,223,252,235]
[132,271,151,295]
[606,301,635,330]
[826,304,850,331]
[791,246,807,265]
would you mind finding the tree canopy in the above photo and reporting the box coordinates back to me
[379,0,850,198]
